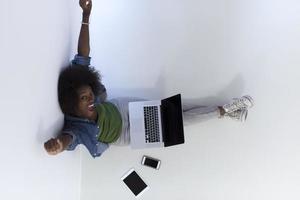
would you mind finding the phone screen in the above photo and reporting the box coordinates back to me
[144,157,159,168]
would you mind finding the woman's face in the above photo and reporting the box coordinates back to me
[76,85,96,119]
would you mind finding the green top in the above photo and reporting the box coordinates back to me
[96,102,122,143]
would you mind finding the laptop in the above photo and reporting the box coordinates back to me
[128,94,185,149]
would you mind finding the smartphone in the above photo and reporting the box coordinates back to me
[141,156,161,170]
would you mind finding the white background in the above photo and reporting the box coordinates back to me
[1,0,300,200]
[0,1,81,199]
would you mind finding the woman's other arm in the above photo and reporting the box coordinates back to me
[77,0,92,57]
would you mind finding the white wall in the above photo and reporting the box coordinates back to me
[0,1,81,199]
[81,0,300,200]
[1,0,300,200]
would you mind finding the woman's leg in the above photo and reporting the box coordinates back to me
[182,94,254,125]
[182,103,223,126]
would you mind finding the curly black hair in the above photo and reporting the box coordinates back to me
[58,64,102,116]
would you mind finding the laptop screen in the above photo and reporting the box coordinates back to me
[160,94,185,147]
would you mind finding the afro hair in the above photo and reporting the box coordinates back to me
[58,64,103,116]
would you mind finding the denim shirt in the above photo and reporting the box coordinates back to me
[62,54,108,158]
[63,115,109,158]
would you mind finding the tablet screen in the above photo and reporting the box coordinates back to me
[122,170,148,196]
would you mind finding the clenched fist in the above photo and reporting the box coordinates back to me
[80,0,92,16]
[44,138,64,155]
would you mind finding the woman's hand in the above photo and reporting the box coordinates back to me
[44,138,64,155]
[80,0,92,16]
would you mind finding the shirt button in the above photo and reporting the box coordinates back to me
[96,143,99,146]
[97,126,100,129]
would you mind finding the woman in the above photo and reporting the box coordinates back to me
[44,0,254,158]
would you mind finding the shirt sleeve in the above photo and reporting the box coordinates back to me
[95,88,107,103]
[93,142,109,158]
[62,131,80,151]
[71,54,91,66]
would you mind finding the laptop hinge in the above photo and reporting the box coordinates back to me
[160,104,166,143]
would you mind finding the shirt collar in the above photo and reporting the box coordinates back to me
[65,114,94,123]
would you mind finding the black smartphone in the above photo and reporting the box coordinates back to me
[141,156,161,170]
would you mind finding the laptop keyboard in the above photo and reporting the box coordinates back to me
[144,106,160,143]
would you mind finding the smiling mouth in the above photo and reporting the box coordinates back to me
[88,104,95,111]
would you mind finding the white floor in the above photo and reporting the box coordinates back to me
[1,1,300,200]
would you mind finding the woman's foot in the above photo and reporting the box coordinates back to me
[218,107,248,122]
[222,95,254,113]
[225,109,248,122]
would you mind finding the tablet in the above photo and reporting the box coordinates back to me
[121,169,149,198]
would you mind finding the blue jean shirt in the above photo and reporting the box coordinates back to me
[62,55,109,158]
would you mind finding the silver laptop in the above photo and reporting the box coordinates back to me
[128,94,185,149]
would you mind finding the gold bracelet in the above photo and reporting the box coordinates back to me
[82,22,90,25]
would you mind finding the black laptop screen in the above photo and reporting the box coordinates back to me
[161,94,185,147]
